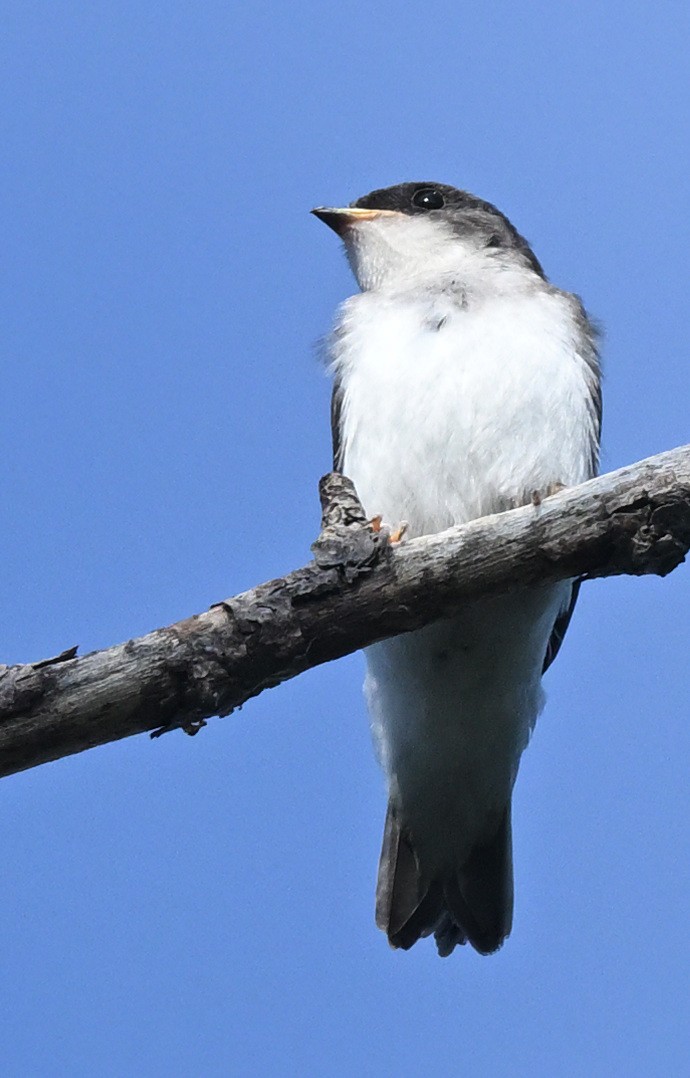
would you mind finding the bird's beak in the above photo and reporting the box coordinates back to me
[311,206,398,236]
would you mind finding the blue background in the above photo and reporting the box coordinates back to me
[1,3,689,1074]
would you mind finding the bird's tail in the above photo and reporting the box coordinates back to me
[375,800,513,957]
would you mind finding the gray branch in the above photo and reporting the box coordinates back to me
[2,444,690,780]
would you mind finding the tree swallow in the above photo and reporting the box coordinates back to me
[312,183,601,956]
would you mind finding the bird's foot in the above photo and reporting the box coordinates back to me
[389,522,408,544]
[530,481,566,507]
[368,515,408,544]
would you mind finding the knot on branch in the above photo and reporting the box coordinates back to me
[310,472,388,584]
[626,499,690,576]
[599,494,690,578]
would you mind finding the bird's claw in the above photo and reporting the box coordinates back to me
[530,481,566,507]
[368,515,408,545]
[388,522,408,544]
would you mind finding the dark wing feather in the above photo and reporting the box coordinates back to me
[542,579,581,674]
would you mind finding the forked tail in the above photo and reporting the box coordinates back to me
[375,800,514,957]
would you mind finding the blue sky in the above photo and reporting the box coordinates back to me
[1,2,689,1074]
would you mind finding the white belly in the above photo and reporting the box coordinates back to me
[363,584,568,865]
[332,286,595,864]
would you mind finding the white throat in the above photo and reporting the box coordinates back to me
[343,213,533,297]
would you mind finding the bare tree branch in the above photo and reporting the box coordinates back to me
[1,445,689,780]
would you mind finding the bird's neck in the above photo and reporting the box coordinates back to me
[356,246,541,301]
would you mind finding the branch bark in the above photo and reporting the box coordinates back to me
[2,444,690,780]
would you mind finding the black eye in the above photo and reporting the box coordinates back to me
[411,187,445,210]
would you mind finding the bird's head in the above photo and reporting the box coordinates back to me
[312,182,543,292]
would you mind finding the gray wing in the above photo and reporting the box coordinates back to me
[566,291,602,475]
[542,291,602,671]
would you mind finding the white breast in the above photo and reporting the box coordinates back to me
[333,285,595,535]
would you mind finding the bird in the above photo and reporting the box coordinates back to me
[311,182,601,957]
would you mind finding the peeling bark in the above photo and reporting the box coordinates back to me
[1,445,689,779]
